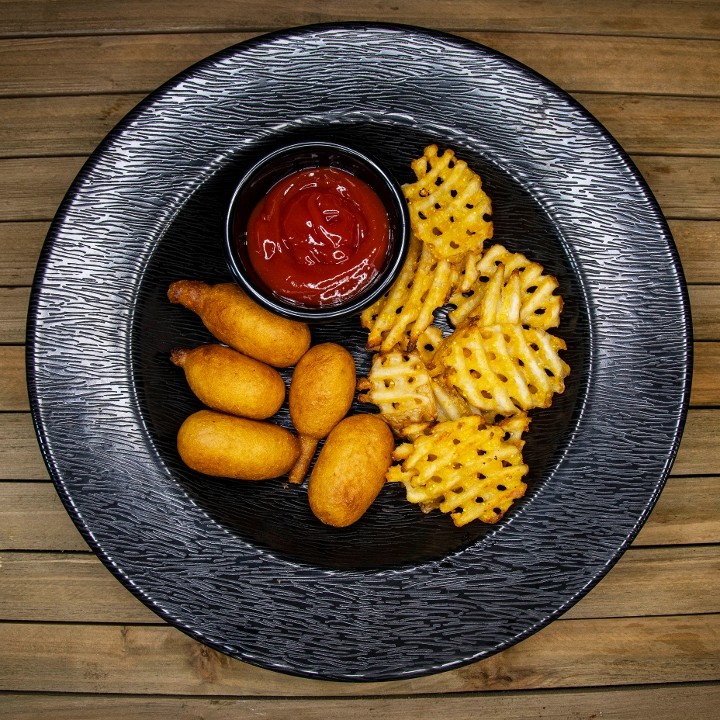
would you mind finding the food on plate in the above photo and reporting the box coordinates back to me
[361,234,458,352]
[357,350,437,438]
[288,343,356,484]
[177,409,299,481]
[387,413,530,526]
[167,280,310,367]
[244,167,390,307]
[170,344,285,420]
[166,143,569,528]
[431,320,569,415]
[402,144,493,263]
[308,414,394,527]
[361,143,494,353]
[358,144,569,526]
[447,244,563,330]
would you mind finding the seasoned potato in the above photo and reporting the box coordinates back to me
[168,280,311,367]
[171,344,285,420]
[308,414,394,527]
[177,409,299,481]
[287,343,356,484]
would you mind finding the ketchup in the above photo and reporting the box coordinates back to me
[244,166,390,307]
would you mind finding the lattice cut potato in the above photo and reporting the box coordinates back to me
[387,413,530,526]
[403,144,493,262]
[449,245,563,330]
[357,350,437,437]
[433,322,570,415]
[360,234,459,352]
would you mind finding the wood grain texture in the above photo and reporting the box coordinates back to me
[692,343,720,406]
[2,685,719,720]
[0,615,717,695]
[1,546,716,624]
[0,482,88,551]
[0,287,29,344]
[1,0,717,711]
[0,346,27,410]
[0,32,718,98]
[1,0,719,38]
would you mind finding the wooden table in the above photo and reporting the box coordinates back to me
[1,2,718,717]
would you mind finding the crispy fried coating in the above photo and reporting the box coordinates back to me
[177,409,299,481]
[288,343,356,484]
[448,245,563,330]
[432,321,569,415]
[308,414,394,527]
[360,234,458,352]
[402,144,493,262]
[171,344,285,419]
[387,413,530,526]
[168,280,310,368]
[357,350,437,437]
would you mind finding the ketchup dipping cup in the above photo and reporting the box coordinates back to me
[225,140,410,323]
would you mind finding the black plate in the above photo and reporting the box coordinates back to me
[26,23,692,681]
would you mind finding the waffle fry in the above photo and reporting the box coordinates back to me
[361,234,458,352]
[403,145,493,262]
[449,245,563,330]
[387,413,530,526]
[433,321,570,414]
[357,350,437,437]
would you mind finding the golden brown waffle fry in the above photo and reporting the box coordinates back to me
[361,234,458,352]
[357,350,437,436]
[449,245,563,330]
[416,325,445,365]
[433,322,570,415]
[403,145,493,262]
[387,413,530,526]
[430,376,476,422]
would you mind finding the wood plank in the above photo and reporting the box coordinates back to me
[0,156,84,222]
[0,482,87,551]
[689,286,720,340]
[0,32,718,98]
[3,92,720,160]
[0,94,144,158]
[2,408,716,482]
[673,409,720,475]
[2,154,717,225]
[574,94,720,157]
[0,286,30,344]
[0,552,158,624]
[2,684,720,720]
[0,220,47,285]
[0,346,28,410]
[0,413,48,480]
[1,0,718,39]
[1,474,717,552]
[635,476,720,546]
[0,614,717,694]
[565,545,720,619]
[1,221,715,287]
[632,156,720,221]
[1,545,715,624]
[670,220,720,284]
[692,342,720,406]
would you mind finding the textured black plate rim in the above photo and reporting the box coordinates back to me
[26,22,692,681]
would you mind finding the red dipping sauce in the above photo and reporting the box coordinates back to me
[244,167,390,307]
